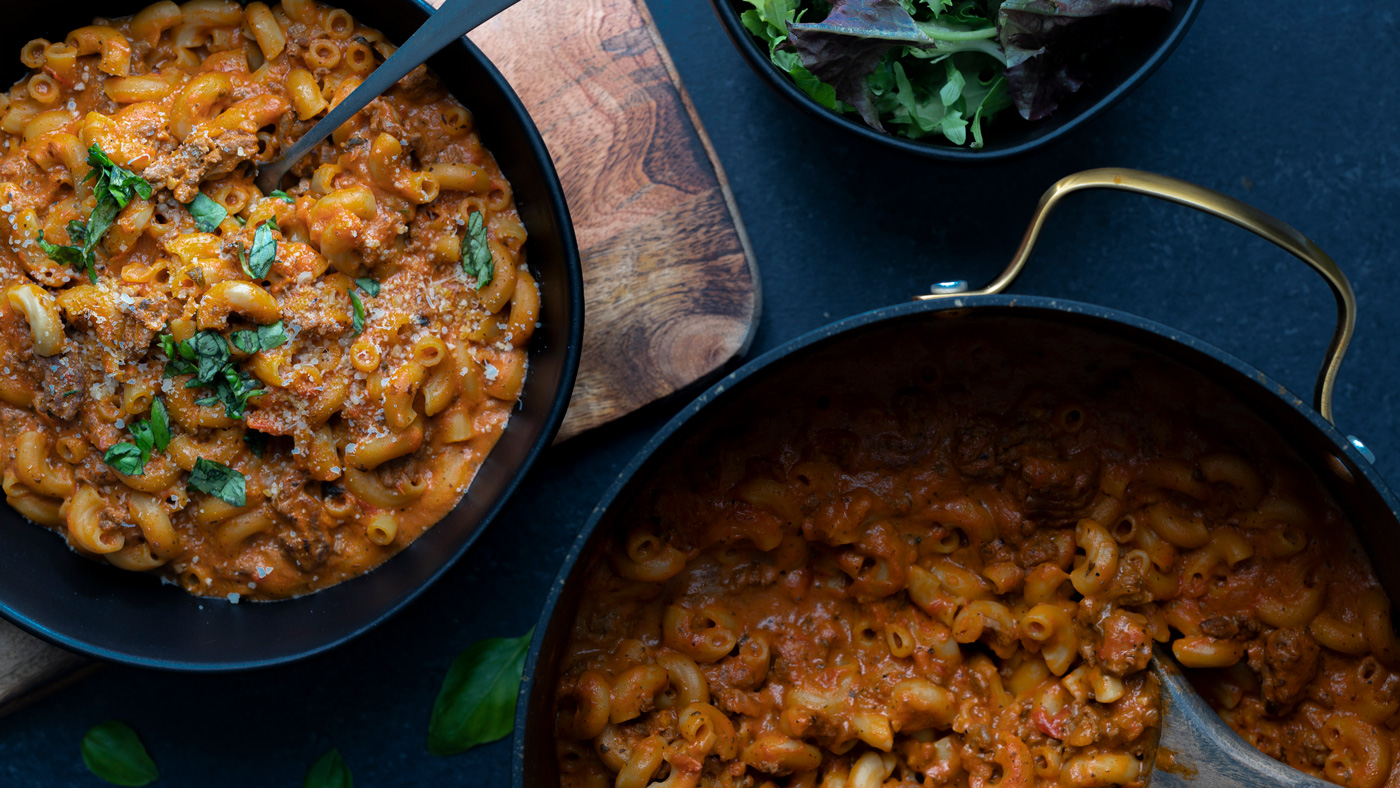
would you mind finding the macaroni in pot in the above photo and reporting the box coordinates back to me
[553,325,1400,788]
[0,0,537,599]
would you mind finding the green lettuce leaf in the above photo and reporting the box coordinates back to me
[784,0,1000,131]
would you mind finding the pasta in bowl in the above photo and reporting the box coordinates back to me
[0,0,580,665]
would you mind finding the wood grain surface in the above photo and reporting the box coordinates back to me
[0,0,758,713]
[470,0,761,439]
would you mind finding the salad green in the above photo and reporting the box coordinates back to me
[738,0,1170,148]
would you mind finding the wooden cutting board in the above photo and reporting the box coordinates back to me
[0,0,759,715]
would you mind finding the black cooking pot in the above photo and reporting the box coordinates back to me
[512,169,1399,786]
[0,0,583,669]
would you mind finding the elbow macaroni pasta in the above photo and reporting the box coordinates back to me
[0,0,537,599]
[552,331,1400,788]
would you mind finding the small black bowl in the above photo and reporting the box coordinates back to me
[0,0,583,670]
[710,0,1202,162]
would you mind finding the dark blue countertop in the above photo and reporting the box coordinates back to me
[2,1,1397,784]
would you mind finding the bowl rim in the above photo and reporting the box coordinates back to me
[0,0,584,671]
[512,293,1399,784]
[708,0,1204,162]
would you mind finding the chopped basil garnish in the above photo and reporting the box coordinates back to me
[461,211,493,291]
[269,189,295,203]
[150,398,170,453]
[349,289,366,336]
[38,145,152,283]
[102,442,147,477]
[102,398,170,477]
[160,331,265,419]
[188,192,228,233]
[354,276,379,297]
[188,330,230,384]
[243,220,277,279]
[191,366,265,420]
[188,457,246,507]
[231,320,288,355]
[37,230,96,283]
[243,430,268,458]
[85,144,152,251]
[86,146,153,207]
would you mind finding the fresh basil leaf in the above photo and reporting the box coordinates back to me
[232,321,288,354]
[235,214,247,227]
[66,220,88,247]
[206,367,264,419]
[106,165,153,207]
[150,398,170,453]
[354,277,379,297]
[158,334,196,377]
[82,721,158,787]
[83,145,153,253]
[427,629,533,756]
[246,221,276,279]
[258,320,288,350]
[129,420,155,456]
[37,231,97,283]
[160,332,265,419]
[189,192,228,233]
[303,748,353,788]
[230,330,261,355]
[86,144,116,171]
[349,290,365,336]
[188,457,246,507]
[461,211,493,291]
[243,430,268,458]
[187,331,230,384]
[85,194,120,253]
[269,190,295,203]
[103,443,147,477]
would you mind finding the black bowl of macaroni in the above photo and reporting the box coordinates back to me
[0,0,582,668]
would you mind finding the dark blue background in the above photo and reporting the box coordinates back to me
[3,1,1398,784]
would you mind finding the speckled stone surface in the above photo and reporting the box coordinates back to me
[2,1,1397,785]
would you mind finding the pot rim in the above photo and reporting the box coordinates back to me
[512,293,1398,782]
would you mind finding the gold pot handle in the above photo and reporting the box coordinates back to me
[919,168,1356,426]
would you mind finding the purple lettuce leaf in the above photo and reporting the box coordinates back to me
[785,0,944,131]
[998,0,1172,121]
